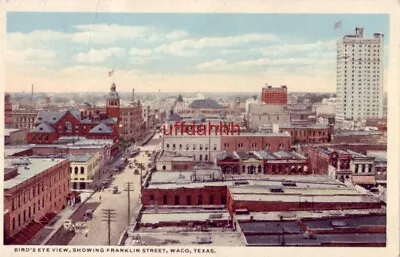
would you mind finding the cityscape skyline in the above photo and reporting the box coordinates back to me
[6,13,389,93]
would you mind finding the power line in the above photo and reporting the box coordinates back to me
[124,182,134,226]
[101,208,116,246]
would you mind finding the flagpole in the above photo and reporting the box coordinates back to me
[113,68,115,83]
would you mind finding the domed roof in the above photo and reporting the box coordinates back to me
[188,98,223,109]
[107,83,119,99]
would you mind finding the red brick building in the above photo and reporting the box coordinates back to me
[5,93,13,128]
[4,158,71,244]
[220,132,291,152]
[302,146,352,180]
[27,83,121,151]
[261,85,288,105]
[217,150,310,175]
[279,124,332,144]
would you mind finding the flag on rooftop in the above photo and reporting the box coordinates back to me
[334,20,342,30]
[108,70,114,77]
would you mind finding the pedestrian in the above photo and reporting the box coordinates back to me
[99,195,102,201]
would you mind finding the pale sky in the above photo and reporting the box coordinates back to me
[6,13,389,93]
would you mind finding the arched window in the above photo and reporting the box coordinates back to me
[199,154,203,161]
[162,165,166,170]
[74,167,78,174]
[205,154,208,161]
[80,167,85,174]
[65,121,72,132]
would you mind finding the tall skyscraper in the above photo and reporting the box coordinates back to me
[336,26,384,122]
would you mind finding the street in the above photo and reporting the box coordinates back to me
[47,132,161,246]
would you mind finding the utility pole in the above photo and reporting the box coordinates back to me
[101,209,116,246]
[124,182,134,226]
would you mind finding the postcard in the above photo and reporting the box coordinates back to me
[1,1,399,257]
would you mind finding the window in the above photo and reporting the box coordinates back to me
[162,165,166,170]
[205,154,208,161]
[186,144,189,150]
[221,195,226,205]
[200,144,203,150]
[163,195,167,205]
[186,195,192,205]
[80,167,85,174]
[65,121,72,132]
[74,167,78,174]
[209,195,215,205]
[12,217,15,230]
[213,144,217,150]
[150,195,154,204]
[174,195,180,205]
[198,195,203,205]
[193,144,196,150]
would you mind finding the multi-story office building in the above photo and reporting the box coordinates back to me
[261,84,288,105]
[336,26,384,122]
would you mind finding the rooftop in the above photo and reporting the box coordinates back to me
[157,151,193,162]
[4,128,24,136]
[4,158,67,190]
[188,99,223,109]
[334,130,383,137]
[279,124,329,129]
[89,122,113,134]
[68,154,94,163]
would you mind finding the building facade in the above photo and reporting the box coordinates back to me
[261,84,288,105]
[279,124,332,144]
[220,132,291,152]
[69,153,101,191]
[5,129,27,145]
[217,150,310,175]
[336,26,384,122]
[4,158,71,244]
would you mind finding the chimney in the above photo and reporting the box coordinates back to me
[355,26,364,37]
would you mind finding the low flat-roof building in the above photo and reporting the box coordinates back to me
[5,128,27,145]
[156,151,195,171]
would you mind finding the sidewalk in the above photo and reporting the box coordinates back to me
[34,192,94,245]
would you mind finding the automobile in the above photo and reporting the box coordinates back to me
[84,209,93,220]
[113,186,119,194]
[63,220,74,230]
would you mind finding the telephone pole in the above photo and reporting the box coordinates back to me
[124,182,134,226]
[101,209,116,245]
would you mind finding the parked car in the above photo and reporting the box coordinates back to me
[84,209,93,220]
[113,186,119,194]
[63,220,75,232]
